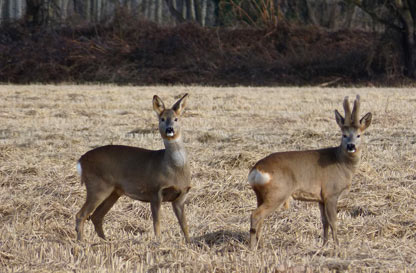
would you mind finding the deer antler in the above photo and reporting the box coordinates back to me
[351,95,361,127]
[343,96,352,125]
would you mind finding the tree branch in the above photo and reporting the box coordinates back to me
[164,0,185,23]
[345,0,402,31]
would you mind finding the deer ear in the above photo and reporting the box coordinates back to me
[360,112,372,131]
[172,93,188,116]
[153,95,165,116]
[335,110,344,128]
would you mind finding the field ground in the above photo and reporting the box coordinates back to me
[0,85,415,272]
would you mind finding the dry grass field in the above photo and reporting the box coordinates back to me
[0,85,415,272]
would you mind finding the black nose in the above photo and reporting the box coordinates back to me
[166,127,174,134]
[347,144,355,151]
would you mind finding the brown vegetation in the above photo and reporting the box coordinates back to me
[0,85,415,271]
[0,20,413,86]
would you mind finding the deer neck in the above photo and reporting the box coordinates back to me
[336,146,361,171]
[163,135,187,168]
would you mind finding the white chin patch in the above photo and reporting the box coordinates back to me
[167,132,174,137]
[347,149,356,153]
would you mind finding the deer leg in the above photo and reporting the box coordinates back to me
[250,203,273,250]
[150,191,163,239]
[252,189,265,247]
[249,196,284,250]
[324,196,339,246]
[172,193,190,243]
[76,184,115,241]
[254,189,264,207]
[319,202,329,246]
[90,190,121,240]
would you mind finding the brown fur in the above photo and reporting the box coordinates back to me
[248,95,372,249]
[75,94,191,242]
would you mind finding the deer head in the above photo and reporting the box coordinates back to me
[153,93,189,141]
[335,95,372,155]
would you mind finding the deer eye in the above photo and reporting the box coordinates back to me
[357,135,361,138]
[161,118,165,122]
[174,118,178,122]
[343,135,347,138]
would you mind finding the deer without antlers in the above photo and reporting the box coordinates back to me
[75,94,191,242]
[248,95,372,249]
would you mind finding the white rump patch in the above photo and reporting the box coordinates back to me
[248,169,271,186]
[76,161,82,176]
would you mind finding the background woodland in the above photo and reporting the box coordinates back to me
[0,0,415,85]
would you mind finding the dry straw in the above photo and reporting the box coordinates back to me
[0,85,415,272]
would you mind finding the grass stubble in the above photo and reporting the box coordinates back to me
[0,85,415,272]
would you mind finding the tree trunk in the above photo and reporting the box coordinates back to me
[304,0,318,25]
[16,0,23,18]
[150,0,156,21]
[141,0,147,18]
[205,0,217,26]
[25,0,43,25]
[185,0,192,20]
[351,0,416,78]
[165,0,185,23]
[194,0,201,24]
[395,0,416,78]
[201,0,207,26]
[402,23,416,78]
[156,0,162,24]
[344,1,355,29]
[1,0,8,20]
[0,0,3,20]
[406,0,416,78]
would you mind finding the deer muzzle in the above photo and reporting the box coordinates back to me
[166,127,174,137]
[346,143,356,153]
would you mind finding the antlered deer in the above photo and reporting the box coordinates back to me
[75,94,191,242]
[248,95,372,249]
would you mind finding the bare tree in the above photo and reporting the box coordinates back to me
[25,0,46,25]
[165,0,207,25]
[347,0,416,78]
[194,0,202,23]
[165,0,185,23]
[1,0,217,26]
[0,0,7,21]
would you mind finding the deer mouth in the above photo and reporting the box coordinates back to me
[166,127,175,137]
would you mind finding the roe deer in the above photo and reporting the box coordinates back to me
[248,95,372,249]
[75,93,191,242]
